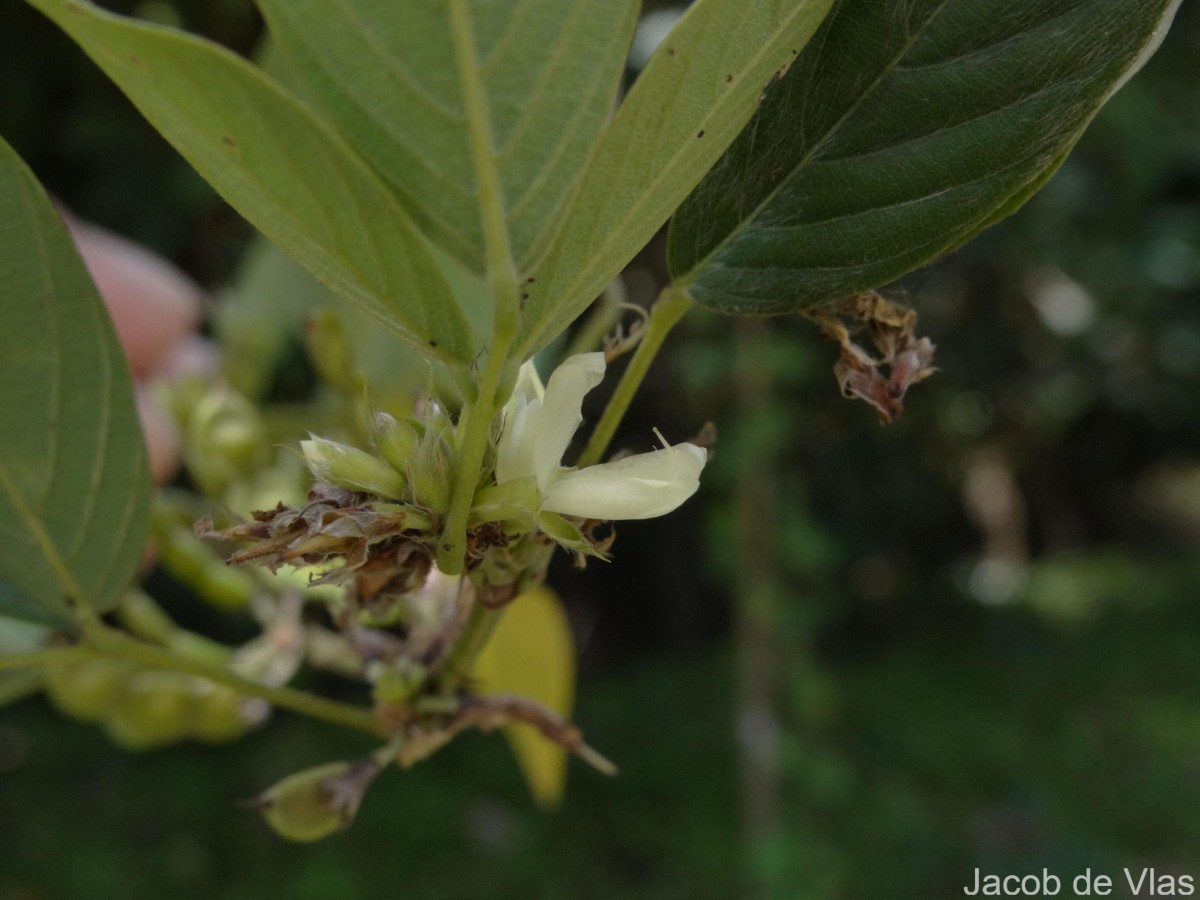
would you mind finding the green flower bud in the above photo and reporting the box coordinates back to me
[192,685,261,743]
[255,758,382,843]
[372,412,420,475]
[407,403,456,513]
[44,658,134,722]
[155,374,209,430]
[369,659,427,705]
[184,388,270,497]
[104,671,200,750]
[301,436,407,499]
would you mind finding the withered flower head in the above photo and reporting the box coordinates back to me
[196,483,436,614]
[814,292,937,424]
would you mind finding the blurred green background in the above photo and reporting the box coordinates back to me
[2,2,1200,898]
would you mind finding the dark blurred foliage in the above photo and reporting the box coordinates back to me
[2,2,1200,898]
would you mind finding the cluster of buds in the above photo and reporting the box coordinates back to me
[193,352,708,836]
[44,656,266,749]
[199,352,709,613]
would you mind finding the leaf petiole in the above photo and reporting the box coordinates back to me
[576,285,695,469]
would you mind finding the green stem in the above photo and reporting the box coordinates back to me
[576,285,695,468]
[563,278,627,359]
[439,602,504,687]
[116,589,232,667]
[0,645,92,671]
[82,622,382,737]
[437,542,554,690]
[438,0,523,574]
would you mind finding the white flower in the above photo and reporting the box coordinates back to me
[495,353,706,520]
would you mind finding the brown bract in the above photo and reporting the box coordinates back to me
[196,484,435,608]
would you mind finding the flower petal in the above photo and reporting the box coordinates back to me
[510,358,545,404]
[541,443,706,520]
[533,353,606,490]
[495,395,542,483]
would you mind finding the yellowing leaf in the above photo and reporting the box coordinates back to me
[473,586,575,808]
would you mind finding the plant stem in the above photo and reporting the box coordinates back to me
[438,0,522,574]
[576,285,694,468]
[563,278,627,359]
[0,645,92,671]
[82,622,383,737]
[439,601,504,687]
[116,589,232,667]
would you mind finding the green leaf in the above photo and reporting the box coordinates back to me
[517,0,835,357]
[0,138,151,623]
[473,586,576,808]
[25,0,476,370]
[0,582,70,628]
[256,0,639,276]
[217,236,490,410]
[666,0,1184,314]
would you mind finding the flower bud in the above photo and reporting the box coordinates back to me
[372,412,420,474]
[369,659,427,704]
[254,758,382,843]
[192,686,264,743]
[301,436,407,499]
[184,388,269,496]
[44,658,134,722]
[407,402,455,513]
[104,671,200,750]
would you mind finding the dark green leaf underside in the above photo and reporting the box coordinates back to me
[668,0,1182,315]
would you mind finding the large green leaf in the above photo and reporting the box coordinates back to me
[0,138,151,624]
[25,0,476,370]
[667,0,1183,314]
[516,0,835,358]
[257,0,639,277]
